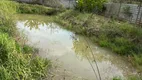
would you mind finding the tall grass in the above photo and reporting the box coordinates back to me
[18,3,65,15]
[0,0,17,36]
[0,1,51,79]
[18,3,51,14]
[0,32,50,79]
[113,75,142,80]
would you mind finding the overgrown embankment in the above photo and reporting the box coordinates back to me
[56,10,142,72]
[0,1,50,80]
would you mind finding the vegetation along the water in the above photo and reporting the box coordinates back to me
[0,0,142,80]
[0,0,51,80]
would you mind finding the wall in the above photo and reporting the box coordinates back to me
[16,0,33,3]
[59,0,76,8]
[15,0,76,8]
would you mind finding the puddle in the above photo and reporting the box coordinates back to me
[16,14,137,80]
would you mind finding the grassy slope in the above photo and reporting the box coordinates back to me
[0,1,50,80]
[55,10,142,72]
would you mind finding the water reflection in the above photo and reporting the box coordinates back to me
[72,35,109,62]
[16,14,53,30]
[72,35,92,60]
[24,20,45,30]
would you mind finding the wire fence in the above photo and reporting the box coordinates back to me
[105,0,142,27]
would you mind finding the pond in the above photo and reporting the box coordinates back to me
[16,14,137,80]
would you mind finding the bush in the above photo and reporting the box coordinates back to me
[75,0,106,12]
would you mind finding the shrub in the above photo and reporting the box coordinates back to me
[75,0,106,12]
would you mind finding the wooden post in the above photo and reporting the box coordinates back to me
[136,1,141,24]
[69,0,71,8]
[117,0,122,18]
[138,1,142,26]
[139,12,142,26]
[107,2,113,18]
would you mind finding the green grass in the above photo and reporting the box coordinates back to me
[0,32,51,80]
[112,75,142,80]
[0,1,51,80]
[56,10,142,72]
[18,3,65,15]
[0,0,17,37]
[18,3,51,14]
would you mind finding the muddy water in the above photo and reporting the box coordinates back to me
[16,14,137,80]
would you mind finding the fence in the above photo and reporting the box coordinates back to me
[105,3,142,25]
[59,0,76,8]
[104,0,142,26]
